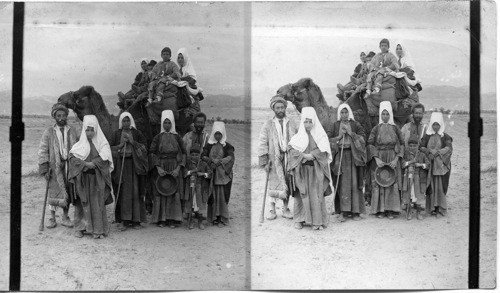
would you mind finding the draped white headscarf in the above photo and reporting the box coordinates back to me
[426,112,445,137]
[160,110,177,134]
[70,115,114,172]
[395,42,415,71]
[337,103,355,121]
[378,101,396,125]
[118,112,137,130]
[289,107,332,163]
[208,121,227,146]
[177,48,197,81]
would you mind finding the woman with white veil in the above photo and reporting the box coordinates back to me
[69,115,113,239]
[287,107,332,230]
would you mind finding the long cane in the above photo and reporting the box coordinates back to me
[259,161,271,223]
[39,168,52,231]
[112,143,127,223]
[330,135,345,215]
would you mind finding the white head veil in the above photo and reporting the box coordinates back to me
[118,112,137,130]
[395,42,415,71]
[426,112,445,137]
[208,121,227,146]
[288,107,332,163]
[337,103,355,121]
[160,110,177,134]
[70,115,114,172]
[378,101,396,125]
[177,48,197,81]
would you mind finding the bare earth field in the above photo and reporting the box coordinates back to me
[250,110,496,289]
[0,116,250,290]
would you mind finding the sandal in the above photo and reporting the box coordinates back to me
[46,218,57,229]
[61,218,73,228]
[294,222,303,229]
[93,234,103,239]
[74,231,84,238]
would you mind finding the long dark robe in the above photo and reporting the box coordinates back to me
[202,142,234,223]
[109,128,148,224]
[288,133,331,227]
[327,120,367,214]
[401,149,430,207]
[149,132,186,223]
[69,141,112,235]
[367,123,404,214]
[420,132,453,213]
[183,155,212,217]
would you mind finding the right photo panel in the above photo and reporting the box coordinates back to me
[251,1,496,290]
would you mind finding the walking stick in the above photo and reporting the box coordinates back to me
[112,142,127,223]
[259,161,271,223]
[39,168,52,231]
[330,135,345,215]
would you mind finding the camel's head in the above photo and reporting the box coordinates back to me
[276,78,315,112]
[58,86,103,121]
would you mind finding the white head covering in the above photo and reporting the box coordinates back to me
[208,121,227,146]
[288,107,332,163]
[177,48,197,81]
[426,112,445,136]
[395,42,415,71]
[337,103,355,121]
[140,58,150,65]
[160,110,177,134]
[70,115,114,172]
[379,101,396,125]
[118,112,137,130]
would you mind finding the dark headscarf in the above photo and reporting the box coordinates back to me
[161,47,171,55]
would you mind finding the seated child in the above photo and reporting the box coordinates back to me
[366,38,399,95]
[147,47,181,106]
[401,136,430,220]
[117,58,149,109]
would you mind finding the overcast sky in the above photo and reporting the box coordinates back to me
[251,1,497,106]
[0,2,247,97]
[0,1,496,104]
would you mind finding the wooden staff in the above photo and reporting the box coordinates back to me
[259,161,271,223]
[330,135,345,215]
[39,168,52,231]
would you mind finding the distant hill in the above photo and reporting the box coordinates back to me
[0,90,247,119]
[252,84,496,112]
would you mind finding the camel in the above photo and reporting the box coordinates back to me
[276,77,419,139]
[58,85,199,145]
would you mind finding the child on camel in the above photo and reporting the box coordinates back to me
[336,51,366,100]
[147,47,181,107]
[342,51,376,99]
[365,39,399,96]
[117,58,149,109]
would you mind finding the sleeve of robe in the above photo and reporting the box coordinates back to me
[167,62,181,80]
[394,125,405,158]
[350,121,367,166]
[437,133,453,167]
[367,124,379,161]
[220,143,235,178]
[149,133,162,170]
[419,134,431,156]
[257,121,270,166]
[38,128,51,175]
[131,129,149,175]
[175,133,187,168]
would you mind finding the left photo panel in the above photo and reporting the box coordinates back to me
[4,2,251,290]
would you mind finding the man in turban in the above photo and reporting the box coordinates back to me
[38,103,79,228]
[257,96,297,220]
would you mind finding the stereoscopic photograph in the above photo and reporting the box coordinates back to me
[0,0,497,291]
[250,1,496,290]
[1,2,250,290]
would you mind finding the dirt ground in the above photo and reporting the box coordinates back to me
[250,110,496,290]
[0,116,250,290]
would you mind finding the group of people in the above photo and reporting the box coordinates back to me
[117,46,201,110]
[336,38,422,103]
[259,95,453,230]
[39,103,234,239]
